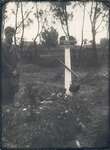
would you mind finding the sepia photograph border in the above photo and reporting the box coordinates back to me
[0,0,110,149]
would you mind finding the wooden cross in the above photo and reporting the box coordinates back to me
[64,36,72,95]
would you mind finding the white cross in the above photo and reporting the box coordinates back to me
[64,37,72,95]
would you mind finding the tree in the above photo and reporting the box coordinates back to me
[3,2,48,47]
[78,2,86,50]
[13,2,19,45]
[4,26,15,46]
[102,0,110,8]
[33,3,48,44]
[101,2,109,39]
[9,2,34,45]
[85,1,108,66]
[100,38,109,48]
[41,27,58,48]
[83,39,88,45]
[1,3,7,38]
[90,2,107,49]
[20,2,24,48]
[50,1,75,38]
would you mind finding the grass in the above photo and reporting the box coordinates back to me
[2,63,109,148]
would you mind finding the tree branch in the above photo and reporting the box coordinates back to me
[20,2,24,47]
[33,3,40,42]
[16,7,32,30]
[96,18,104,31]
[14,2,19,45]
[80,2,86,50]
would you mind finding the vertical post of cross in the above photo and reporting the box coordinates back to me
[65,36,72,95]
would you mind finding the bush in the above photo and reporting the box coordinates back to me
[100,38,109,48]
[41,27,58,48]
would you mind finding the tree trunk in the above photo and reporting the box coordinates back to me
[80,3,85,50]
[1,4,6,40]
[65,5,70,37]
[92,28,98,67]
[14,2,19,45]
[79,3,85,68]
[20,2,24,48]
[33,3,40,43]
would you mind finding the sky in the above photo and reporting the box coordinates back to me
[3,1,109,45]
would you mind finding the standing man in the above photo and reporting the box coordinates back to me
[2,26,19,104]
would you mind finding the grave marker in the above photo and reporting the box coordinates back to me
[60,36,74,95]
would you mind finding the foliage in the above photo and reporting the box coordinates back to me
[87,1,108,50]
[4,26,15,45]
[41,27,58,48]
[50,1,75,37]
[4,2,34,45]
[33,3,48,43]
[69,36,77,45]
[100,38,109,48]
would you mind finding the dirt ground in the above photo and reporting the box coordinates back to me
[2,63,110,148]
